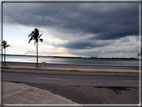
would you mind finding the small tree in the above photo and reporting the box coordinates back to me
[28,28,43,67]
[1,40,11,65]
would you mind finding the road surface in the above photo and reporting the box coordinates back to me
[3,69,139,87]
[2,69,140,104]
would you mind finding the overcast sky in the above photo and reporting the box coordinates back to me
[2,2,140,58]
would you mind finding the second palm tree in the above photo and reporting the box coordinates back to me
[28,28,43,67]
[1,40,11,66]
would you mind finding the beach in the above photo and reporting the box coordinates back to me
[2,61,139,73]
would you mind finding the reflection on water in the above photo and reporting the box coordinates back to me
[3,54,139,66]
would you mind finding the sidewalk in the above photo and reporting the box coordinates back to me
[3,81,79,105]
[3,65,139,73]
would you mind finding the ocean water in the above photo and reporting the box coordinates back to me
[2,54,139,66]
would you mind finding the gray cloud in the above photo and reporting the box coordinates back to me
[3,3,139,39]
[61,40,110,49]
[65,42,103,49]
[3,3,139,57]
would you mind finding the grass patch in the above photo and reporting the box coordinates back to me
[71,70,79,71]
[2,70,10,72]
[16,68,80,72]
[3,66,80,72]
[2,67,11,69]
[16,67,67,71]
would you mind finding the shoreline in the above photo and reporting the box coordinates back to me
[1,61,139,73]
[1,61,139,68]
[3,54,140,59]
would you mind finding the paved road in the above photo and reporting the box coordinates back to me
[2,69,140,104]
[3,69,139,87]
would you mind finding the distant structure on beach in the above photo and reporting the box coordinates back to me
[95,57,136,60]
[53,56,137,60]
[83,56,137,60]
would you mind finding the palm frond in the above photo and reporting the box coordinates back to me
[35,28,39,37]
[38,33,43,39]
[28,37,33,43]
[2,40,7,46]
[28,34,32,38]
[33,34,38,39]
[29,31,35,37]
[6,45,11,47]
[39,38,43,42]
[1,40,11,49]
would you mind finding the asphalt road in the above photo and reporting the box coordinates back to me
[2,69,140,104]
[3,69,139,87]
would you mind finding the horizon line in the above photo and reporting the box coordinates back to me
[1,53,139,59]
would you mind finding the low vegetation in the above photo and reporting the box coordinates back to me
[2,66,79,72]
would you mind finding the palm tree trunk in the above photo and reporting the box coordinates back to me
[36,42,38,67]
[4,48,6,65]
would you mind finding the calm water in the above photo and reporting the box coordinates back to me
[2,54,139,66]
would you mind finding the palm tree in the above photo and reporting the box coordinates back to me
[1,40,11,65]
[28,28,43,67]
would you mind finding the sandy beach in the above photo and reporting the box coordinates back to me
[1,61,139,73]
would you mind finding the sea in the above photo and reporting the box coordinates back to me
[1,54,139,66]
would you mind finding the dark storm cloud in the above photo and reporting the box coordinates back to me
[3,3,139,39]
[61,40,110,49]
[64,41,108,49]
[3,3,139,52]
[91,14,139,40]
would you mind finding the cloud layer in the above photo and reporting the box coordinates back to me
[3,3,140,57]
